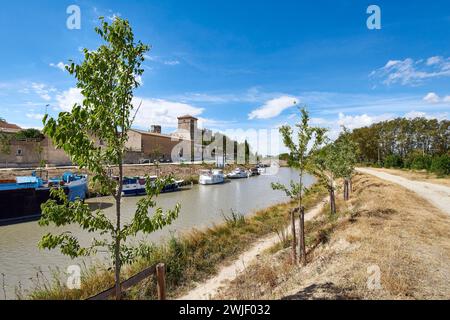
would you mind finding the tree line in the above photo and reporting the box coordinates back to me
[346,118,449,175]
[274,112,449,265]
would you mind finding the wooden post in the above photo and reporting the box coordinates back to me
[290,208,297,264]
[299,207,306,266]
[156,263,166,300]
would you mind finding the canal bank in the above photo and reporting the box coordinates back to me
[0,167,316,299]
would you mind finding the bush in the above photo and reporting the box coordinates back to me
[15,129,44,140]
[411,154,432,170]
[430,155,450,176]
[384,155,403,168]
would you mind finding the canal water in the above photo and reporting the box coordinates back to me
[0,168,314,299]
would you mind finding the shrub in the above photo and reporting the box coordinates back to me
[411,154,432,170]
[384,155,403,168]
[15,129,44,140]
[430,154,450,176]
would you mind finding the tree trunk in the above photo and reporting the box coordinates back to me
[114,161,123,300]
[299,207,306,266]
[290,209,297,264]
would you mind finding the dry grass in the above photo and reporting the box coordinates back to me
[371,168,450,187]
[217,173,450,300]
[28,183,327,300]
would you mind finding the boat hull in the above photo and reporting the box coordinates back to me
[122,181,182,197]
[0,174,88,226]
[199,177,225,185]
[0,187,69,226]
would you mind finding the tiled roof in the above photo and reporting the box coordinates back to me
[0,121,21,133]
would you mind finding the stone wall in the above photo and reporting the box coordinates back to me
[0,138,71,168]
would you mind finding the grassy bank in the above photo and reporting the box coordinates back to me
[217,173,450,300]
[28,183,327,300]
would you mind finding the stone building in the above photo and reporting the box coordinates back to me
[125,115,205,163]
[0,120,21,134]
[0,115,210,168]
[0,121,71,168]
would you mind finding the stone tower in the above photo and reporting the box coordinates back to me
[177,115,198,141]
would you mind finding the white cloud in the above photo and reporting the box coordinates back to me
[248,96,299,120]
[107,12,121,21]
[426,56,443,66]
[144,55,181,67]
[423,92,440,104]
[337,112,394,130]
[49,62,66,72]
[56,88,83,111]
[134,75,143,85]
[422,92,450,104]
[164,60,180,66]
[26,113,45,120]
[132,98,204,129]
[31,82,55,101]
[371,56,450,86]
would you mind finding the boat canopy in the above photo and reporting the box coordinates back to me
[16,176,39,184]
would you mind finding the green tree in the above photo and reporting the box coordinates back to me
[15,128,44,140]
[39,17,180,299]
[313,143,339,215]
[334,128,359,201]
[271,108,326,265]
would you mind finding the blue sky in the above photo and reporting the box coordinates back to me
[0,0,449,147]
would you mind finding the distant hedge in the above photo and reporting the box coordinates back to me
[430,154,450,176]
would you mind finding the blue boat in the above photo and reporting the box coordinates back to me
[0,172,88,225]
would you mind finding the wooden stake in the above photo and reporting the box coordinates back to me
[290,208,297,264]
[156,263,166,300]
[299,207,306,266]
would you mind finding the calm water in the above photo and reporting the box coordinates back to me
[0,168,313,299]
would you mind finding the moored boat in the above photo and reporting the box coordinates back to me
[0,172,88,226]
[199,169,225,185]
[121,176,184,196]
[227,168,250,179]
[249,167,260,176]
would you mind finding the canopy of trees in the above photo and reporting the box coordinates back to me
[347,117,449,175]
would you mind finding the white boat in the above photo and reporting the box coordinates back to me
[199,169,225,185]
[121,176,184,196]
[227,168,250,179]
[257,166,266,175]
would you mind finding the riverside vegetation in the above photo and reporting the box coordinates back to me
[27,183,327,300]
[37,17,180,300]
[216,172,450,300]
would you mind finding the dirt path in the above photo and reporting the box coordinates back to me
[178,198,328,300]
[357,167,450,215]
